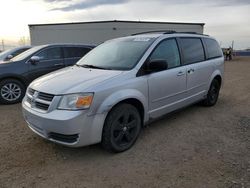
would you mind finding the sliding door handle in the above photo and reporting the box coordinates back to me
[187,68,195,74]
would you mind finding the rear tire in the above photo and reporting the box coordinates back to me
[203,79,221,106]
[102,103,142,153]
[0,79,26,104]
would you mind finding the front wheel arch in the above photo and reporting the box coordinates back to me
[0,76,28,88]
[107,98,145,125]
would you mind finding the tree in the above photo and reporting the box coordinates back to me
[18,37,30,46]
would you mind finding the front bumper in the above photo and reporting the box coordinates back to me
[22,101,106,147]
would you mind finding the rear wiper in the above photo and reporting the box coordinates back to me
[79,64,112,70]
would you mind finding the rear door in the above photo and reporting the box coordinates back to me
[63,47,92,66]
[178,37,213,102]
[28,47,64,81]
[147,38,187,118]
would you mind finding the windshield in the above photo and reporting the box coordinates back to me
[77,37,155,70]
[11,45,45,61]
[0,49,14,61]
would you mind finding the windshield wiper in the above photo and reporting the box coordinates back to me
[78,64,112,70]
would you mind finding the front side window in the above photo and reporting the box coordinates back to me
[36,47,62,61]
[77,37,156,70]
[204,38,223,59]
[149,39,181,69]
[180,38,205,64]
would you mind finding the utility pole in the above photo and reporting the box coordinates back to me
[219,41,222,47]
[1,39,4,51]
[231,40,234,51]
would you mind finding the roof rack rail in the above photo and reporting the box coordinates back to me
[131,30,209,36]
[131,30,176,36]
[176,32,209,36]
[179,32,198,34]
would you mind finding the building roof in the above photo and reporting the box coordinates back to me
[29,20,205,27]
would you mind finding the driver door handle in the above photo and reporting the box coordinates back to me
[54,63,64,67]
[177,71,185,76]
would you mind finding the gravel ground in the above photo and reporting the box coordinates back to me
[0,57,249,188]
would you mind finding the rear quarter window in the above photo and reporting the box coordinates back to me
[204,38,223,59]
[179,38,205,65]
[64,47,91,58]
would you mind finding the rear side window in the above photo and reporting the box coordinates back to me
[180,38,205,64]
[64,47,91,58]
[149,39,180,69]
[204,38,223,59]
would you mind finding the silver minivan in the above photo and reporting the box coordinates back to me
[22,32,224,152]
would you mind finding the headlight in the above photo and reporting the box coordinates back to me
[58,93,93,110]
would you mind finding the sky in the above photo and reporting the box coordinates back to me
[0,0,250,49]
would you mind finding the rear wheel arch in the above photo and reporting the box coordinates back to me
[208,71,222,90]
[213,75,222,86]
[203,77,221,106]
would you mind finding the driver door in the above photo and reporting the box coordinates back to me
[27,47,64,82]
[147,38,187,119]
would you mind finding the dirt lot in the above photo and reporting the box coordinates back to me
[0,57,249,188]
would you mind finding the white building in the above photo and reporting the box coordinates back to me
[29,20,205,46]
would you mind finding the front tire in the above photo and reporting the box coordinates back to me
[102,103,142,153]
[0,79,26,104]
[203,79,221,106]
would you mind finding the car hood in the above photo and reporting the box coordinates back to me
[0,60,9,64]
[0,60,18,66]
[0,59,20,64]
[30,66,124,95]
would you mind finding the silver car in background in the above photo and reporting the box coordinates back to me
[0,46,31,62]
[22,31,224,152]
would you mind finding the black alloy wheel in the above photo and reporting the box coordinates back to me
[203,79,221,106]
[102,103,141,152]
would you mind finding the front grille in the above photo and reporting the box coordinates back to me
[26,96,32,104]
[26,88,55,112]
[28,88,35,95]
[49,132,79,143]
[35,101,50,111]
[38,92,54,101]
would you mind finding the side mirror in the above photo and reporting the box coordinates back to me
[147,59,168,73]
[5,54,13,61]
[29,56,40,65]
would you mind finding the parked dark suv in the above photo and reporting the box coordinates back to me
[0,44,95,104]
